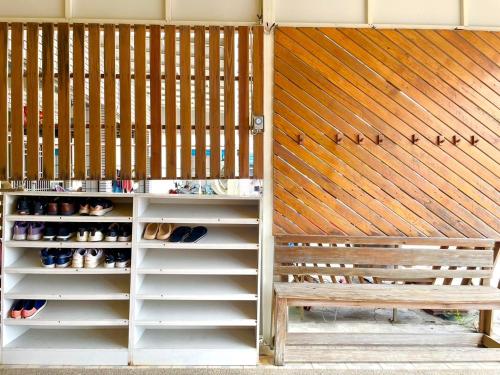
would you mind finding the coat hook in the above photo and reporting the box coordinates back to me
[470,135,479,145]
[264,22,276,33]
[437,135,445,146]
[376,134,384,145]
[335,133,343,144]
[357,134,364,144]
[452,135,461,145]
[257,14,263,24]
[411,134,419,144]
[297,133,304,145]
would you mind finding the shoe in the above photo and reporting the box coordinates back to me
[12,221,28,240]
[40,248,57,268]
[32,199,47,215]
[84,248,104,268]
[104,223,119,242]
[168,226,191,242]
[115,250,131,268]
[89,199,114,216]
[47,198,59,215]
[16,197,32,215]
[143,223,159,240]
[59,198,76,216]
[118,224,132,242]
[72,248,88,268]
[10,300,26,319]
[27,222,45,241]
[43,223,58,241]
[22,300,47,319]
[55,249,73,268]
[79,198,91,215]
[57,225,75,241]
[182,226,208,243]
[88,226,104,242]
[104,251,115,268]
[77,225,89,242]
[156,223,173,240]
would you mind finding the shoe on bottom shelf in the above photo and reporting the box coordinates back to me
[9,300,26,319]
[115,250,131,268]
[77,226,89,242]
[43,223,58,241]
[57,225,75,241]
[84,248,104,268]
[21,300,47,319]
[104,223,119,242]
[104,251,115,268]
[56,249,74,268]
[89,226,104,242]
[40,248,57,268]
[118,224,132,242]
[72,248,88,268]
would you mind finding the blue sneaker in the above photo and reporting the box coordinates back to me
[55,249,73,268]
[40,248,57,268]
[22,300,47,319]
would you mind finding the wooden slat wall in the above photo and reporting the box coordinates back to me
[0,24,264,181]
[274,27,500,238]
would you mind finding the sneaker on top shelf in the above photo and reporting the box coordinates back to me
[104,223,120,242]
[56,225,75,241]
[55,249,73,268]
[12,221,28,240]
[118,224,132,242]
[156,223,173,240]
[60,198,77,216]
[72,248,88,268]
[27,222,45,241]
[89,199,114,216]
[40,248,57,268]
[22,300,47,319]
[77,225,90,242]
[115,250,131,268]
[89,226,104,242]
[32,199,47,215]
[16,197,32,215]
[47,198,59,215]
[84,248,104,268]
[43,223,58,241]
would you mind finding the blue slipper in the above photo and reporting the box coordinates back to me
[182,226,208,243]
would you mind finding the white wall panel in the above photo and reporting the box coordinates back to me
[72,0,164,20]
[275,0,366,24]
[468,0,500,26]
[373,0,461,25]
[171,0,259,22]
[0,0,64,18]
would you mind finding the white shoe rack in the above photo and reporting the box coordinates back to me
[1,192,261,366]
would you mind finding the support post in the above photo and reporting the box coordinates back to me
[274,295,288,366]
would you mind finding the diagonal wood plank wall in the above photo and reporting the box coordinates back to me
[274,27,500,238]
[0,23,264,181]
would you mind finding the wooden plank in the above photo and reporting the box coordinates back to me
[149,24,162,179]
[10,23,24,180]
[88,24,101,180]
[482,335,500,349]
[274,246,493,267]
[286,332,483,347]
[119,24,132,180]
[26,23,39,180]
[134,25,147,179]
[238,26,250,178]
[41,24,54,180]
[104,24,116,180]
[194,26,206,179]
[224,26,235,178]
[273,235,496,248]
[273,295,287,366]
[180,26,191,179]
[252,26,264,179]
[0,23,7,179]
[209,26,221,178]
[165,25,176,179]
[284,346,500,363]
[57,23,70,180]
[72,23,86,180]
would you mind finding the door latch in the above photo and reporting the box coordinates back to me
[251,115,264,135]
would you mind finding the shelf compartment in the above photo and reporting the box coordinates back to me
[137,225,259,250]
[137,249,257,275]
[3,328,128,365]
[4,300,129,326]
[136,275,257,301]
[5,274,130,300]
[133,328,257,365]
[135,301,256,326]
[4,240,132,248]
[5,251,130,274]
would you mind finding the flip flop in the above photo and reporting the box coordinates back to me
[182,226,208,243]
[168,226,192,242]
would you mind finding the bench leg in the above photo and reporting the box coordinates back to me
[479,310,493,336]
[274,296,288,366]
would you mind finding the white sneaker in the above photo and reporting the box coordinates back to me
[77,227,89,242]
[88,227,103,242]
[72,248,88,268]
[84,248,104,268]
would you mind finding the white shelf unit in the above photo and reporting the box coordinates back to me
[131,195,261,365]
[1,192,134,365]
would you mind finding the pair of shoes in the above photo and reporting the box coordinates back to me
[13,222,45,241]
[79,198,114,216]
[72,248,104,268]
[143,223,173,240]
[43,223,75,241]
[16,197,47,215]
[40,248,73,268]
[169,226,208,242]
[10,300,47,319]
[77,224,131,242]
[104,249,131,268]
[47,198,77,216]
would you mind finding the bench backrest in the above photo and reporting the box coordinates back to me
[274,235,498,284]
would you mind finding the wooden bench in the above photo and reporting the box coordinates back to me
[273,235,500,365]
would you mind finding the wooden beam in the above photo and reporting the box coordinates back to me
[88,23,101,180]
[10,23,24,180]
[0,23,7,179]
[73,23,86,180]
[119,24,132,180]
[194,26,206,179]
[134,25,147,179]
[57,23,70,180]
[26,23,39,180]
[209,26,221,178]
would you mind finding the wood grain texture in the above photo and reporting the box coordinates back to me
[0,23,7,179]
[104,24,116,180]
[26,23,39,180]
[224,26,235,178]
[180,26,192,179]
[252,26,264,179]
[209,26,221,178]
[57,23,70,180]
[134,25,147,179]
[238,26,250,178]
[119,24,132,179]
[194,26,206,179]
[72,23,86,180]
[88,24,101,180]
[149,24,162,179]
[165,25,177,179]
[10,23,24,180]
[41,24,54,180]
